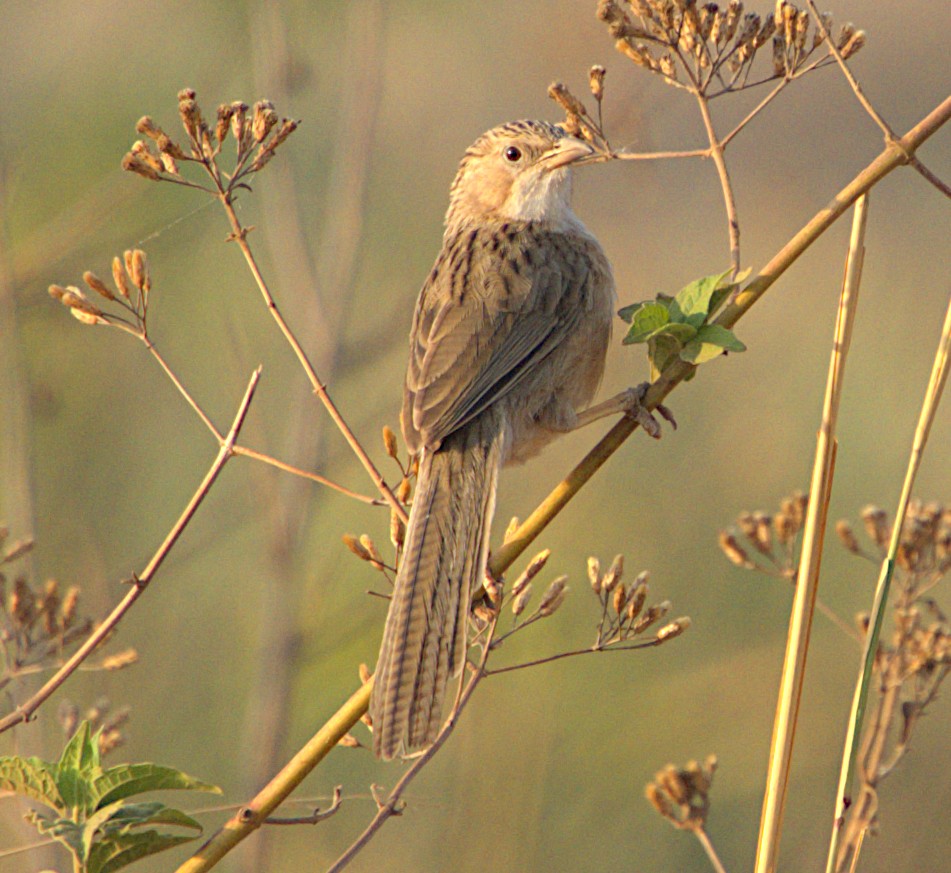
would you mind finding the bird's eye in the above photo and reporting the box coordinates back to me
[503,145,522,163]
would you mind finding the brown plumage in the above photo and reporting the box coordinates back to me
[370,120,616,759]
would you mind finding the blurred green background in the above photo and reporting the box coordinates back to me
[1,1,948,871]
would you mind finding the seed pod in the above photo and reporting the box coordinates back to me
[719,530,754,568]
[538,575,569,616]
[511,549,551,597]
[656,616,691,642]
[602,554,624,592]
[342,533,371,561]
[645,781,676,820]
[589,65,606,101]
[613,582,627,616]
[360,535,385,570]
[512,583,532,616]
[112,256,131,301]
[390,506,405,550]
[626,581,648,621]
[587,556,602,594]
[835,519,860,553]
[382,425,399,459]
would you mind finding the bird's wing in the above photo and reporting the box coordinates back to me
[404,224,589,450]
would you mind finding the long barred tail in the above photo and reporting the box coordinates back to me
[370,419,503,760]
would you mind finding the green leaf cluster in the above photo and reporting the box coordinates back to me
[618,269,748,381]
[0,722,220,873]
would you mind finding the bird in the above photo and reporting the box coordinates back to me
[370,119,649,760]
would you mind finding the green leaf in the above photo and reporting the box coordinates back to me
[648,333,682,382]
[87,830,199,873]
[58,721,101,777]
[84,801,203,873]
[671,269,734,327]
[622,303,670,344]
[26,809,89,859]
[0,756,64,811]
[94,763,221,809]
[680,325,746,365]
[708,267,750,317]
[661,322,698,344]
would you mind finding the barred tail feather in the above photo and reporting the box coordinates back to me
[370,419,502,760]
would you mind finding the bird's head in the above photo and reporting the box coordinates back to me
[444,120,594,233]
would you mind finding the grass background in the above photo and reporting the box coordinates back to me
[1,1,948,870]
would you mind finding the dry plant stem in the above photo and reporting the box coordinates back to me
[0,369,261,733]
[215,193,408,525]
[176,98,951,873]
[825,288,951,873]
[694,92,740,275]
[695,826,729,873]
[803,0,950,199]
[754,194,868,873]
[326,628,495,873]
[140,334,376,503]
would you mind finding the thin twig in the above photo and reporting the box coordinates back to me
[215,193,407,525]
[484,638,664,676]
[0,369,261,733]
[325,619,497,873]
[755,193,868,873]
[695,826,729,873]
[264,786,342,825]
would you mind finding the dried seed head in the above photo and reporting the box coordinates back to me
[814,11,833,48]
[589,65,606,101]
[135,115,166,141]
[861,505,889,548]
[230,101,249,143]
[342,533,371,561]
[252,100,278,143]
[130,140,165,174]
[645,781,676,820]
[60,586,80,629]
[382,425,399,459]
[773,510,796,545]
[719,530,754,568]
[548,82,589,120]
[753,512,773,554]
[512,583,532,616]
[538,575,569,616]
[656,616,691,642]
[483,572,501,604]
[155,133,188,161]
[835,519,860,553]
[121,151,163,181]
[397,476,412,504]
[112,256,131,301]
[359,662,371,684]
[511,549,551,597]
[83,271,115,301]
[101,648,139,670]
[129,249,150,293]
[658,53,678,80]
[633,600,671,634]
[839,29,865,60]
[10,577,36,627]
[215,103,234,144]
[587,556,602,594]
[359,535,384,570]
[835,22,854,50]
[389,506,405,550]
[613,582,627,616]
[602,554,624,592]
[659,764,691,805]
[616,38,657,70]
[178,89,203,141]
[722,0,742,43]
[626,581,648,621]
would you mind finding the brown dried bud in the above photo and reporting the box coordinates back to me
[613,582,627,616]
[589,65,606,101]
[511,549,551,597]
[338,733,360,749]
[252,100,278,143]
[861,505,889,548]
[10,577,36,627]
[112,256,131,301]
[835,21,854,50]
[719,530,754,568]
[839,30,865,60]
[121,152,162,181]
[548,82,589,121]
[656,616,691,642]
[753,512,773,554]
[658,53,677,80]
[512,583,532,616]
[773,511,796,545]
[60,586,80,629]
[626,581,648,622]
[178,89,203,141]
[156,133,188,161]
[753,15,776,48]
[538,575,569,616]
[659,764,691,805]
[587,556,602,594]
[230,101,249,143]
[616,38,656,70]
[814,11,833,49]
[342,533,371,561]
[101,648,139,670]
[602,554,624,592]
[129,249,150,293]
[83,271,115,301]
[135,115,166,141]
[359,535,384,570]
[215,103,234,145]
[382,425,399,459]
[645,781,676,820]
[722,0,742,43]
[632,600,671,634]
[390,506,405,550]
[130,140,165,174]
[835,519,860,553]
[483,572,501,604]
[359,662,371,684]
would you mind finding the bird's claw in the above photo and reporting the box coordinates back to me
[620,383,676,439]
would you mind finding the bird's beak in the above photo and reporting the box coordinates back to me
[540,136,595,171]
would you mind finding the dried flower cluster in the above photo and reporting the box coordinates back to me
[59,697,132,758]
[0,530,136,705]
[645,754,718,831]
[718,489,809,578]
[49,249,151,332]
[121,89,298,195]
[596,0,864,95]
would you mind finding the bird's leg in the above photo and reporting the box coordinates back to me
[573,383,676,439]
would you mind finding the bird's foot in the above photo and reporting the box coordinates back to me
[617,383,676,439]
